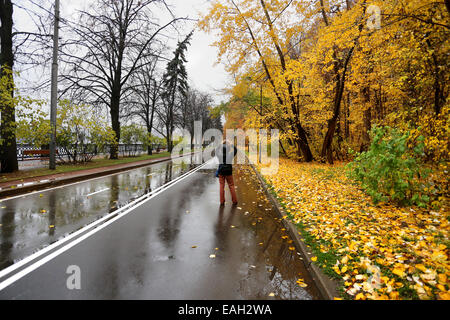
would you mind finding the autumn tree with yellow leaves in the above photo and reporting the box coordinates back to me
[200,0,449,164]
[200,0,317,161]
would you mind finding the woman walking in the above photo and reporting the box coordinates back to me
[215,139,238,205]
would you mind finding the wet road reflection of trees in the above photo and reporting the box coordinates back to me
[144,168,152,195]
[109,175,119,213]
[157,168,209,253]
[214,205,237,254]
[225,166,321,300]
[164,162,172,184]
[0,159,199,271]
[48,192,56,237]
[0,201,16,270]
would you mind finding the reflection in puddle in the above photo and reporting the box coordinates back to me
[218,165,321,300]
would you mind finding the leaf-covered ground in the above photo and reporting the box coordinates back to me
[257,158,449,300]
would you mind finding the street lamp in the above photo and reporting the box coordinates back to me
[259,84,262,163]
[49,0,60,170]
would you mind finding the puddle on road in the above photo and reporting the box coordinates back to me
[0,157,198,270]
[197,165,322,300]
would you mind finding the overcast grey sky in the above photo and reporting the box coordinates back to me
[14,0,230,105]
[170,0,230,103]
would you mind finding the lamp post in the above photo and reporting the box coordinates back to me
[49,0,59,170]
[259,84,262,163]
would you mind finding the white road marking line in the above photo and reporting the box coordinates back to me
[0,161,206,281]
[0,160,211,291]
[86,188,109,197]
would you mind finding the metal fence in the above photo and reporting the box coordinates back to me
[15,141,217,161]
[16,143,165,161]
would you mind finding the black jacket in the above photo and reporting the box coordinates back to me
[215,143,237,176]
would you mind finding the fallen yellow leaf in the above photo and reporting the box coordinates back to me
[296,279,308,288]
[355,293,366,300]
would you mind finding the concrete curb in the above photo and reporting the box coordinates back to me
[249,163,340,300]
[0,153,193,200]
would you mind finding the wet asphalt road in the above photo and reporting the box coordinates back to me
[0,156,197,271]
[0,158,321,300]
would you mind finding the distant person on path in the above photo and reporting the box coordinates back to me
[215,139,238,206]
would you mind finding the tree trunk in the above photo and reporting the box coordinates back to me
[259,0,313,162]
[168,77,177,153]
[431,56,444,116]
[321,81,344,164]
[319,0,329,26]
[319,3,366,164]
[110,91,121,159]
[166,126,172,153]
[426,39,445,115]
[279,140,287,156]
[147,95,156,155]
[374,87,383,120]
[0,0,18,173]
[321,47,355,164]
[296,124,313,162]
[336,112,343,160]
[147,126,153,155]
[361,106,372,152]
[344,93,350,139]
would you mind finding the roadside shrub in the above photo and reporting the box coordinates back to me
[56,100,117,162]
[148,135,166,151]
[120,124,147,156]
[347,125,430,207]
[17,99,117,163]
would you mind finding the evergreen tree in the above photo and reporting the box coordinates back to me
[162,31,193,152]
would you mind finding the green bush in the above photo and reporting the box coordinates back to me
[347,125,430,207]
